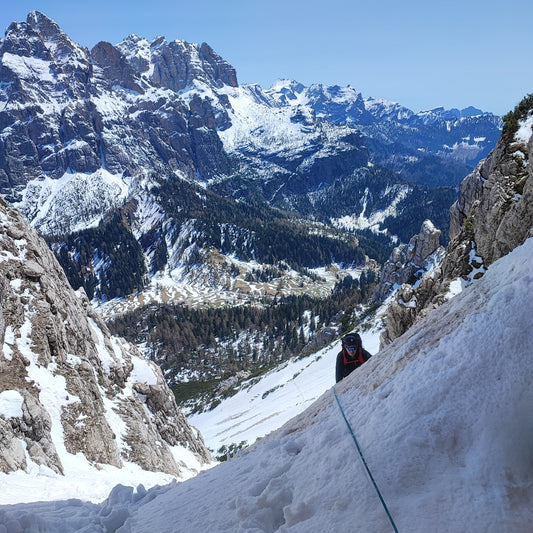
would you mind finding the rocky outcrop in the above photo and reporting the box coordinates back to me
[91,40,145,94]
[147,37,237,93]
[0,196,211,475]
[372,219,444,302]
[379,103,533,346]
[449,123,533,265]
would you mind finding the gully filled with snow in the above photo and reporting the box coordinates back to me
[1,238,532,532]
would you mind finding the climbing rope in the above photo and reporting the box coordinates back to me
[333,386,399,533]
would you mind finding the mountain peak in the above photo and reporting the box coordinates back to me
[460,105,486,117]
[1,10,86,63]
[417,105,491,123]
[269,78,306,91]
[26,10,80,55]
[26,10,60,35]
[114,31,239,90]
[266,79,307,105]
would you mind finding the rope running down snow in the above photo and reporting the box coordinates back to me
[333,386,399,533]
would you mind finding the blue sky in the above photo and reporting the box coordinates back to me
[1,0,532,115]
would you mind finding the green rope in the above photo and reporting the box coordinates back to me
[333,387,399,533]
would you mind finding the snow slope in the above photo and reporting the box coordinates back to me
[1,236,531,531]
[188,323,382,453]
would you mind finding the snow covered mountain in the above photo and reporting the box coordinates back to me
[267,80,501,177]
[0,12,501,316]
[0,11,369,318]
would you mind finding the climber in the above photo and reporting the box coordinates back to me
[335,332,372,383]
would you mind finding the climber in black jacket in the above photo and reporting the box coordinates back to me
[336,332,372,383]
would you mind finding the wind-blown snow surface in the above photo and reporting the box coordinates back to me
[1,239,533,531]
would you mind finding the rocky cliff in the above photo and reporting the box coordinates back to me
[0,11,236,194]
[379,97,533,345]
[0,196,210,475]
[371,219,444,302]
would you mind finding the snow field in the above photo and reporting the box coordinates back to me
[189,319,382,453]
[1,239,532,532]
[126,237,533,532]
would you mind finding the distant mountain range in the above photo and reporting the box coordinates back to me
[0,11,503,378]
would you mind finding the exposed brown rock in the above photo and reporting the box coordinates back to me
[0,196,210,475]
[380,114,533,346]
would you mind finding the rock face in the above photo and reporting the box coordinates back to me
[0,196,210,475]
[0,11,235,197]
[372,219,444,302]
[449,125,533,265]
[379,105,533,346]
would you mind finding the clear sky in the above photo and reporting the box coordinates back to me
[1,0,532,115]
